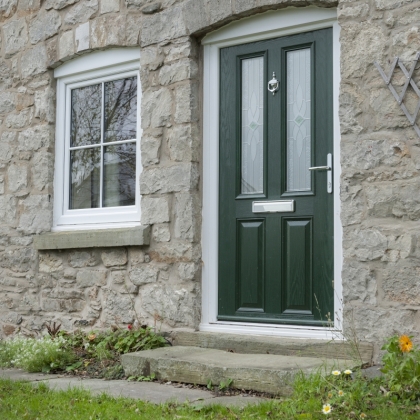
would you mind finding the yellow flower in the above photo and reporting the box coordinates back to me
[328,392,333,398]
[399,335,413,353]
[360,413,367,419]
[322,404,332,414]
[338,390,344,396]
[331,370,341,376]
[88,334,96,341]
[344,369,352,375]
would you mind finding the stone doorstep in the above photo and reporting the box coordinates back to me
[121,346,356,395]
[171,331,374,365]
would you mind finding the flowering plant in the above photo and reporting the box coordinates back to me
[381,334,420,398]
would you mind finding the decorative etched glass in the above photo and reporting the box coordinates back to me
[241,57,264,195]
[287,49,311,192]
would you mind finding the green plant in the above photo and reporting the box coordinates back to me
[206,379,213,390]
[381,334,420,399]
[218,378,233,391]
[0,335,75,373]
[127,373,156,382]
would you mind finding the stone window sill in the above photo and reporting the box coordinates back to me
[33,226,150,250]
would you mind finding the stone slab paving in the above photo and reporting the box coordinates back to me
[122,346,356,394]
[0,368,266,407]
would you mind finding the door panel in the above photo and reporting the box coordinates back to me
[218,28,333,326]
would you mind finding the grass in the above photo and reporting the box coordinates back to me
[1,371,420,419]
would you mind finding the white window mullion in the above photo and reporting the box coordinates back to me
[100,81,105,209]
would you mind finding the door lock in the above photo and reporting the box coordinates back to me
[308,153,333,194]
[268,72,279,96]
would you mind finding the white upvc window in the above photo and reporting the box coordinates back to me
[53,49,142,231]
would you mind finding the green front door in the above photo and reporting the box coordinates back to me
[218,29,334,326]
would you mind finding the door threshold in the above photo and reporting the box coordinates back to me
[200,321,344,340]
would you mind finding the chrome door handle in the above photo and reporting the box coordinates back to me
[308,166,331,171]
[308,153,332,194]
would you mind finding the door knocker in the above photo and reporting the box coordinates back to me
[268,72,279,95]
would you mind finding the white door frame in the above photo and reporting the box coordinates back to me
[201,6,342,340]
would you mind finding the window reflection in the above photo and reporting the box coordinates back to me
[103,143,136,207]
[104,77,137,143]
[70,147,101,209]
[71,84,101,147]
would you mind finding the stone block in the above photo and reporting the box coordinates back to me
[342,260,376,304]
[39,253,63,273]
[164,39,197,62]
[45,0,76,9]
[129,265,159,285]
[152,224,170,242]
[18,0,41,10]
[142,197,170,224]
[142,2,161,14]
[0,59,12,90]
[29,9,61,44]
[103,289,134,323]
[375,0,412,10]
[31,152,53,192]
[174,193,200,242]
[0,195,17,225]
[69,251,99,268]
[100,0,120,14]
[6,108,33,129]
[174,81,199,124]
[42,297,84,312]
[125,0,151,9]
[0,0,17,18]
[158,59,198,85]
[167,124,199,162]
[58,30,74,61]
[91,14,125,48]
[0,92,15,114]
[125,14,142,46]
[7,163,28,194]
[141,132,161,166]
[0,247,35,273]
[0,132,15,162]
[0,175,4,195]
[64,0,98,25]
[178,262,198,281]
[344,228,387,262]
[76,269,107,288]
[18,195,52,235]
[142,87,172,128]
[140,45,164,69]
[140,163,199,194]
[4,19,28,58]
[101,249,128,267]
[21,44,48,79]
[149,241,198,263]
[207,0,232,25]
[18,125,52,151]
[75,22,90,52]
[34,88,55,123]
[382,262,420,305]
[183,0,208,35]
[141,5,187,46]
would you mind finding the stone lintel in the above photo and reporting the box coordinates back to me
[33,226,150,250]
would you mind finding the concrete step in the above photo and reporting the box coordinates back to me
[121,346,356,395]
[171,331,373,364]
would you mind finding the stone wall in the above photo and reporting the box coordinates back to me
[0,0,420,359]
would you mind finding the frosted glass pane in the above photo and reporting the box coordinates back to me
[287,49,311,192]
[241,57,264,195]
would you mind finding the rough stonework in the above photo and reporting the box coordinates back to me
[0,0,419,362]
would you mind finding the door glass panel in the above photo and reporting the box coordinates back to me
[287,48,311,192]
[241,56,264,195]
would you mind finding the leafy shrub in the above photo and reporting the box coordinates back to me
[381,334,420,398]
[0,335,75,373]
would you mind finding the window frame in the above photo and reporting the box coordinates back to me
[53,49,142,231]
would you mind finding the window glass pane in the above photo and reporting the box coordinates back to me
[287,48,311,192]
[71,84,101,147]
[104,77,137,143]
[241,57,264,195]
[70,147,100,209]
[103,143,136,207]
